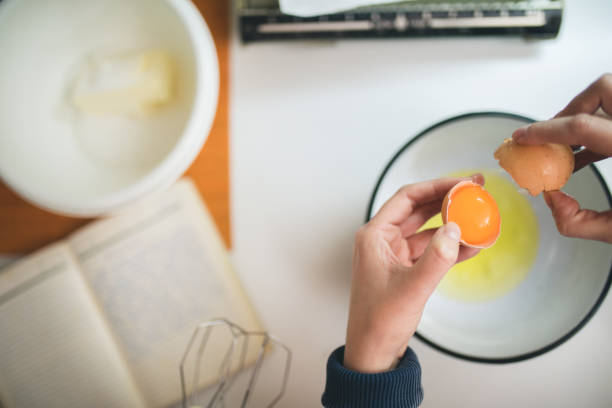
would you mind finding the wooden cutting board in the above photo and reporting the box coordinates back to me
[0,0,231,254]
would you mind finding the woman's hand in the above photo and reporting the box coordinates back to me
[512,74,612,243]
[343,175,483,373]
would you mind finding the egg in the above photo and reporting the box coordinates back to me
[493,138,574,196]
[442,180,501,249]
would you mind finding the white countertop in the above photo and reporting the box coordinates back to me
[230,0,612,406]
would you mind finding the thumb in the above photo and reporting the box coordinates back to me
[544,191,612,242]
[412,222,461,290]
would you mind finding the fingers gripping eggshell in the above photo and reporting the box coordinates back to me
[441,181,501,249]
[493,138,574,196]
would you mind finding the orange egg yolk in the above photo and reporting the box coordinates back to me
[447,184,501,247]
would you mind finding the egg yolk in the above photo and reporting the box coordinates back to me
[447,184,500,247]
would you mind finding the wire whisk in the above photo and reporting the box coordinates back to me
[180,319,291,408]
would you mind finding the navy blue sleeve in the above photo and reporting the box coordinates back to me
[321,346,423,408]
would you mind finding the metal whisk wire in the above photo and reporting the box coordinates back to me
[180,319,291,408]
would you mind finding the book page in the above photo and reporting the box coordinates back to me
[0,244,145,408]
[67,179,263,407]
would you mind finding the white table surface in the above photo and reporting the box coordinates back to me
[230,1,612,406]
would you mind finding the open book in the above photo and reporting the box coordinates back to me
[0,179,263,408]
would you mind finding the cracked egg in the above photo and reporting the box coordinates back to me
[442,180,501,249]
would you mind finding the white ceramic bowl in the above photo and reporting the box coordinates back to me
[368,112,612,363]
[0,0,218,216]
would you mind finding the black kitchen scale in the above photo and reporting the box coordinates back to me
[238,0,563,43]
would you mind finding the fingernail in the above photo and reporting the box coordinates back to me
[470,173,484,184]
[512,125,529,141]
[444,222,461,241]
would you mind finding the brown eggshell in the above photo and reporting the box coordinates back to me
[493,138,574,196]
[441,190,450,225]
[441,180,500,249]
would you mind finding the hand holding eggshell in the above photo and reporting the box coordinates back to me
[344,176,483,373]
[504,74,612,243]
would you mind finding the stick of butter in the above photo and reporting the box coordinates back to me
[70,50,175,116]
